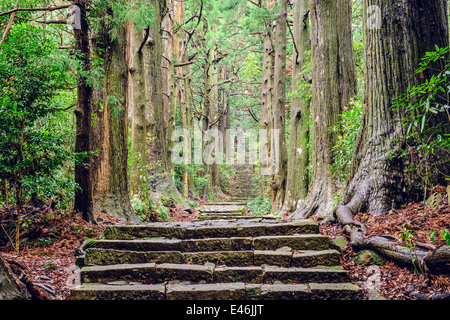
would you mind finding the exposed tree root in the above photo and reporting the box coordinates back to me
[332,201,450,276]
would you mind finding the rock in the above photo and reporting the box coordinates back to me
[275,246,292,252]
[40,263,58,270]
[331,236,348,251]
[352,250,383,266]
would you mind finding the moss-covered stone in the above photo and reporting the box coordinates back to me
[352,250,383,266]
[331,236,348,251]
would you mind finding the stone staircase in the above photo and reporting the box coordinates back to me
[233,166,259,201]
[70,201,362,300]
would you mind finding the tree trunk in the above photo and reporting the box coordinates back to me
[282,0,311,214]
[260,30,273,179]
[142,0,188,207]
[128,22,151,198]
[335,0,449,221]
[165,0,176,174]
[270,0,288,213]
[91,15,136,222]
[73,0,95,223]
[0,255,31,300]
[291,0,356,219]
[201,46,221,198]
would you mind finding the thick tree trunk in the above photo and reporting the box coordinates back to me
[0,255,31,300]
[282,0,311,214]
[91,17,136,222]
[73,0,95,223]
[290,0,356,219]
[128,22,151,198]
[143,0,188,207]
[335,0,449,222]
[270,0,288,213]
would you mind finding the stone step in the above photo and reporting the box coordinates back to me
[80,262,350,285]
[195,215,256,220]
[88,234,328,253]
[198,205,246,214]
[84,248,340,268]
[70,282,362,300]
[212,201,247,206]
[103,219,318,240]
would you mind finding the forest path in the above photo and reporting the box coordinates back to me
[70,193,362,299]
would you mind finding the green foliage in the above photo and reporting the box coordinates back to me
[219,165,236,195]
[247,194,272,216]
[393,45,450,189]
[0,24,75,207]
[288,50,312,102]
[130,194,170,222]
[330,99,363,186]
[399,221,425,275]
[429,228,450,246]
[241,53,261,81]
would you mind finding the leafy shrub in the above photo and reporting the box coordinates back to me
[247,195,272,216]
[330,99,363,187]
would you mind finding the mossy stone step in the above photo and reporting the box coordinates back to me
[80,262,350,285]
[195,215,257,221]
[70,282,362,300]
[89,234,327,253]
[103,219,318,240]
[84,247,340,268]
[198,205,245,213]
[212,201,247,206]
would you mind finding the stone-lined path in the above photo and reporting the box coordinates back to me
[70,197,362,300]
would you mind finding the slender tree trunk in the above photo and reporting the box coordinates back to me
[210,54,224,197]
[291,0,356,219]
[260,30,273,180]
[165,0,176,174]
[270,0,288,213]
[73,0,95,223]
[335,0,449,221]
[201,47,217,198]
[282,0,311,214]
[0,178,7,206]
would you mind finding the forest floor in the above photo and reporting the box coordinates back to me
[1,194,449,300]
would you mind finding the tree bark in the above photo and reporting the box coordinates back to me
[282,0,311,214]
[335,0,449,223]
[260,30,273,180]
[89,9,136,222]
[131,0,187,207]
[290,0,356,219]
[73,0,95,223]
[0,255,31,300]
[270,0,288,213]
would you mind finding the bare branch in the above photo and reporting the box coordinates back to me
[0,4,70,17]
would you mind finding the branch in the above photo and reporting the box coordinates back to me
[287,20,299,60]
[138,27,150,53]
[174,60,195,68]
[246,0,262,7]
[0,4,19,45]
[0,4,70,17]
